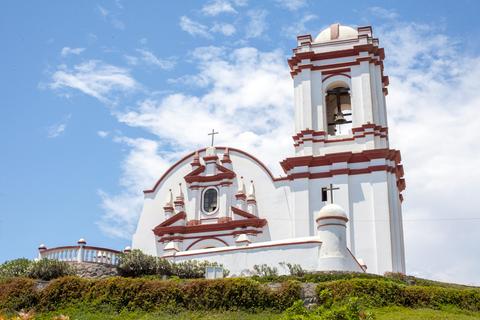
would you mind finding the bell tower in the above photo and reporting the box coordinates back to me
[290,23,389,156]
[283,24,406,274]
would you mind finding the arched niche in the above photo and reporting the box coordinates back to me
[186,237,229,251]
[322,75,353,136]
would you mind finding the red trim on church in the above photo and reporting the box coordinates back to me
[279,149,405,194]
[280,149,401,172]
[168,240,323,258]
[157,229,262,243]
[293,124,388,147]
[157,211,186,227]
[184,164,235,183]
[185,237,229,250]
[143,147,284,194]
[231,206,257,219]
[153,218,267,237]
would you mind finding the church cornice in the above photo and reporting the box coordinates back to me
[280,148,401,172]
[152,217,267,237]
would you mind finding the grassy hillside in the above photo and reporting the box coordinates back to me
[1,272,479,320]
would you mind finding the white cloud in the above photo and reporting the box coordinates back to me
[97,137,173,239]
[276,0,307,11]
[179,16,212,39]
[96,5,125,30]
[245,9,268,38]
[99,46,293,237]
[201,0,237,16]
[47,114,71,138]
[282,14,317,38]
[375,20,480,285]
[97,130,110,138]
[211,23,236,36]
[97,5,109,17]
[49,60,138,104]
[60,47,85,57]
[135,49,176,69]
[368,6,398,20]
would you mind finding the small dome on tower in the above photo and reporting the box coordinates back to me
[314,23,358,43]
[316,204,348,222]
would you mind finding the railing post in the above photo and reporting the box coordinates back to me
[77,238,86,263]
[38,244,47,260]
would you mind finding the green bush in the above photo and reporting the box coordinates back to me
[117,250,229,279]
[280,262,307,277]
[253,264,279,278]
[2,276,301,312]
[38,276,91,309]
[316,278,480,311]
[251,271,390,285]
[27,259,75,281]
[0,277,38,312]
[0,258,32,278]
[117,250,157,277]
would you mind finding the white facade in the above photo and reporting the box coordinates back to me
[132,24,406,276]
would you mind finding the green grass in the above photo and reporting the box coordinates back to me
[6,307,479,320]
[374,306,480,320]
[27,308,280,320]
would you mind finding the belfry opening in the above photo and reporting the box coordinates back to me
[326,86,352,136]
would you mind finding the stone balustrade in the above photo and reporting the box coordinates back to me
[38,239,130,266]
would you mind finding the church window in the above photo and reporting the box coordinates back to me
[202,188,218,213]
[326,87,352,136]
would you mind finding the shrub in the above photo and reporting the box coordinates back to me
[252,271,390,284]
[316,278,480,311]
[117,249,157,277]
[253,264,279,278]
[0,259,32,279]
[280,262,307,277]
[1,276,300,312]
[117,250,229,279]
[38,276,90,310]
[0,277,38,312]
[155,258,173,277]
[27,259,74,281]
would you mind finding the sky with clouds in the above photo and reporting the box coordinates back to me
[1,0,480,285]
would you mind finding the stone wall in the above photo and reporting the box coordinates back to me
[71,262,118,278]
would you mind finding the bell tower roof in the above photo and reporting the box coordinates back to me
[314,23,358,43]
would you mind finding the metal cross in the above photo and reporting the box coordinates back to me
[323,183,340,204]
[208,129,219,146]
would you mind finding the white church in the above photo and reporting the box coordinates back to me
[132,24,406,276]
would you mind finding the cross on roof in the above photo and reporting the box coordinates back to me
[208,129,219,146]
[322,183,340,204]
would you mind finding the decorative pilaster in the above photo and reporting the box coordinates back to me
[163,189,175,219]
[235,176,247,211]
[191,151,201,168]
[247,180,257,216]
[174,183,185,212]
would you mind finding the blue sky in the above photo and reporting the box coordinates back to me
[1,0,480,285]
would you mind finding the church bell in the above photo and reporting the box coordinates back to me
[334,111,347,124]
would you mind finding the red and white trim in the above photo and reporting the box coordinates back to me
[293,124,388,147]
